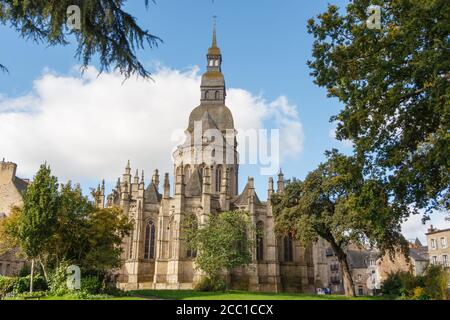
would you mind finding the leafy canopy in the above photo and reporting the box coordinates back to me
[184,211,254,281]
[307,0,450,214]
[0,0,161,78]
[271,150,408,256]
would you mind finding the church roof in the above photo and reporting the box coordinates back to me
[145,182,162,204]
[188,104,234,132]
[185,168,203,197]
[13,177,28,194]
[234,180,261,206]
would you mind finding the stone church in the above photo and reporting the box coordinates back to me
[95,26,318,292]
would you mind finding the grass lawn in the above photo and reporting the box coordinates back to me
[5,290,386,300]
[128,290,386,300]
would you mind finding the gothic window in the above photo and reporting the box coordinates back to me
[184,165,191,181]
[215,90,220,100]
[215,59,219,66]
[144,220,156,260]
[128,220,135,259]
[256,221,264,262]
[283,234,294,262]
[216,165,222,192]
[186,215,198,259]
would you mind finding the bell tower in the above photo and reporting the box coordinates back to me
[200,17,226,105]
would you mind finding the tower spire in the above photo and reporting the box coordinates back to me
[212,15,217,48]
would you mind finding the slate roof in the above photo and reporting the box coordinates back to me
[409,248,428,261]
[144,183,162,204]
[185,169,203,197]
[347,250,379,269]
[233,180,261,206]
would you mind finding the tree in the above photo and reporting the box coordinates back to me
[34,181,132,275]
[271,150,408,297]
[307,0,449,215]
[184,211,254,289]
[0,0,161,78]
[17,164,59,293]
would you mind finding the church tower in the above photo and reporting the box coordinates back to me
[173,20,239,199]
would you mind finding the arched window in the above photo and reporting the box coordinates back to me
[283,234,294,262]
[186,215,198,259]
[216,165,222,193]
[256,222,264,262]
[128,220,135,259]
[144,220,156,260]
[215,90,220,100]
[184,165,191,182]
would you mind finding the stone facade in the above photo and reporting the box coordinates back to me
[377,240,428,282]
[100,28,316,293]
[0,160,28,276]
[316,241,380,295]
[426,226,450,287]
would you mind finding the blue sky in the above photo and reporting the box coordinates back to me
[0,0,447,241]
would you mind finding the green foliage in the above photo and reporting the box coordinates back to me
[381,271,420,297]
[12,275,47,294]
[0,275,47,296]
[80,276,102,295]
[184,211,254,290]
[17,164,59,260]
[271,150,408,297]
[307,0,450,213]
[423,264,449,300]
[194,277,226,292]
[381,266,449,300]
[411,287,431,300]
[48,262,71,296]
[0,0,161,78]
[0,276,15,296]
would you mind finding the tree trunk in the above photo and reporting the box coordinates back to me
[329,241,355,297]
[39,259,48,282]
[30,259,35,294]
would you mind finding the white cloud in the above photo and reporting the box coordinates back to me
[0,66,304,185]
[402,212,450,244]
[329,124,353,148]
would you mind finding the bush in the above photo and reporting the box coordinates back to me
[411,287,430,300]
[0,276,16,297]
[48,263,71,296]
[0,275,47,296]
[81,276,102,295]
[423,264,449,300]
[381,271,418,297]
[12,274,47,294]
[194,277,226,292]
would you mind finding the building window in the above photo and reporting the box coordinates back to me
[6,264,10,275]
[358,286,364,296]
[441,237,447,249]
[443,255,449,268]
[330,263,339,272]
[0,263,3,275]
[144,220,156,260]
[216,166,222,193]
[129,220,135,259]
[256,222,264,262]
[432,256,437,265]
[431,238,437,250]
[186,216,198,259]
[283,234,294,262]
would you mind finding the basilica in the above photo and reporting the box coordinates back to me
[96,26,323,292]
